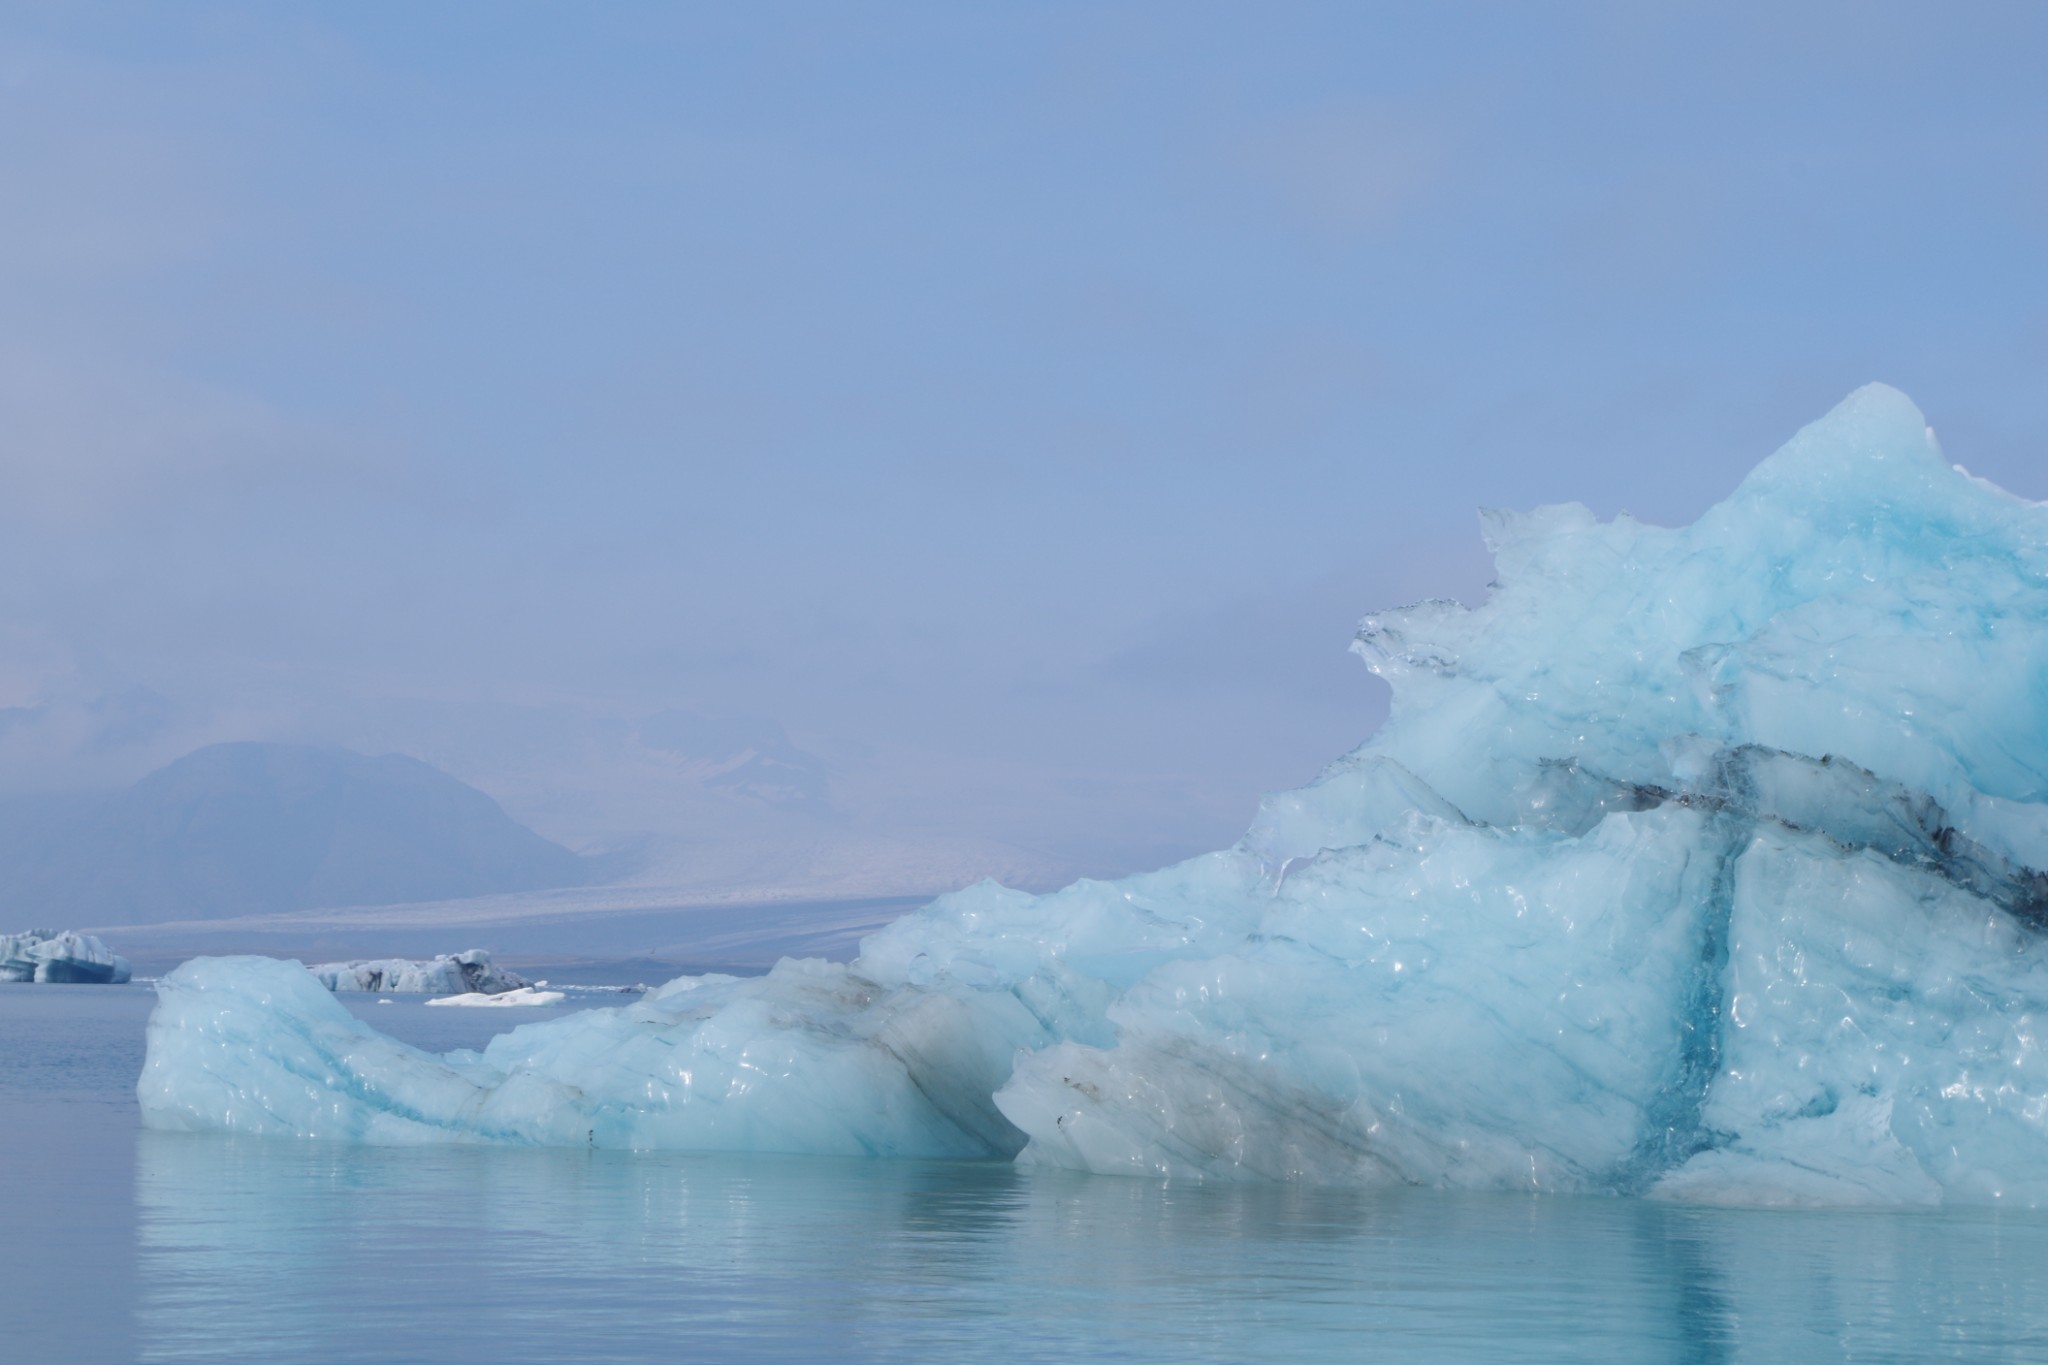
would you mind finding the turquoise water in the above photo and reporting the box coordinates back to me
[7,985,2048,1363]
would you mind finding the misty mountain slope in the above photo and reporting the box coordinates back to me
[638,710,831,812]
[0,742,588,925]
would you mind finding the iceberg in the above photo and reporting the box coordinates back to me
[139,386,2048,1205]
[1,928,132,984]
[307,949,529,996]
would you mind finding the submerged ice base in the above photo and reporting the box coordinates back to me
[139,386,2048,1206]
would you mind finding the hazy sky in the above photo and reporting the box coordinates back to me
[5,3,2047,882]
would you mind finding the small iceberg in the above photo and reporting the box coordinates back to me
[0,928,132,984]
[307,949,529,996]
[425,986,568,1008]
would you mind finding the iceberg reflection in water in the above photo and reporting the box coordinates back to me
[136,1131,2048,1363]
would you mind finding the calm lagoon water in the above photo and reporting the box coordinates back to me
[7,985,2048,1363]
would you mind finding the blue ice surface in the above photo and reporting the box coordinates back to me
[140,385,2048,1206]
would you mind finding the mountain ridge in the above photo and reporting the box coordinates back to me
[0,741,588,925]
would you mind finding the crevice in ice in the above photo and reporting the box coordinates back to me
[1526,746,2048,931]
[1615,818,1740,1194]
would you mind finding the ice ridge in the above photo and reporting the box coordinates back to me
[139,385,2048,1205]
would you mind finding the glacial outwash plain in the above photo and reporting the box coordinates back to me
[140,386,2048,1208]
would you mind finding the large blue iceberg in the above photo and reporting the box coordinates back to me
[139,386,2048,1206]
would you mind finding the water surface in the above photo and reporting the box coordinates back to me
[6,984,2046,1363]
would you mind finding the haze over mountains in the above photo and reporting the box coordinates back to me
[0,742,588,925]
[8,6,2048,963]
[0,731,1079,940]
[0,681,1243,912]
[638,710,831,812]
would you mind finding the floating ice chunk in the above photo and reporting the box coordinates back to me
[141,954,1035,1154]
[426,987,566,1007]
[0,928,132,984]
[308,949,528,995]
[138,386,2048,1205]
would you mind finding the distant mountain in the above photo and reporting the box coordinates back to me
[638,710,831,811]
[0,742,588,925]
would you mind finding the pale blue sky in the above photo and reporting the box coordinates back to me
[4,3,2045,881]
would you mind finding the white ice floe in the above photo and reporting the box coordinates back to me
[425,986,566,1008]
[138,386,2048,1206]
